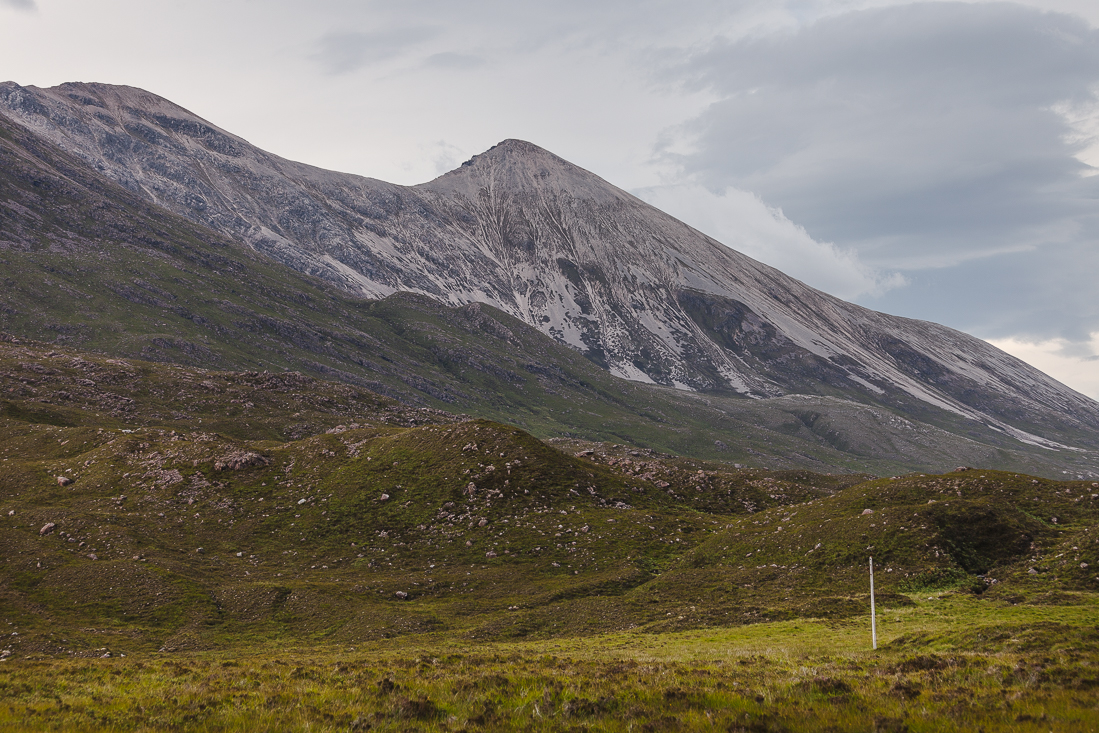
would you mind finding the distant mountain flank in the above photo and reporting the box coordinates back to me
[1,80,1098,459]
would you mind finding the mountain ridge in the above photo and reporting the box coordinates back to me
[1,80,1097,458]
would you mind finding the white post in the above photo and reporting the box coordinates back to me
[870,556,877,650]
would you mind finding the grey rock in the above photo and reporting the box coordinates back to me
[213,451,269,471]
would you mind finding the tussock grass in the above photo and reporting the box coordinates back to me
[2,603,1098,732]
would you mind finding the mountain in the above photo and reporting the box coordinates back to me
[1,80,1098,473]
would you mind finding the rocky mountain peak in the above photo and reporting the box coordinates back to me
[1,80,1097,453]
[0,81,227,142]
[423,138,630,205]
[52,81,195,117]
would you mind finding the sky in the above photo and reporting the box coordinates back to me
[1,0,1098,399]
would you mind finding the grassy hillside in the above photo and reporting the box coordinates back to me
[2,342,1099,730]
[2,341,1097,661]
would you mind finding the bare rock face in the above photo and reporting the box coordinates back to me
[1,81,1098,450]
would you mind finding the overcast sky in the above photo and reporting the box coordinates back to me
[2,0,1098,399]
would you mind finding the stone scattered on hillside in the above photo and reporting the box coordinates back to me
[39,523,56,536]
[56,476,72,487]
[214,452,270,471]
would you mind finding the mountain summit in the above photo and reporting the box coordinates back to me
[427,138,629,203]
[2,80,1098,453]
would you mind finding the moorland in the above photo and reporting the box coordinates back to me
[2,335,1098,731]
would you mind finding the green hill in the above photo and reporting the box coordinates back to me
[2,340,1096,660]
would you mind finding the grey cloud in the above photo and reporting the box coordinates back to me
[862,230,1099,342]
[308,0,742,64]
[424,52,486,70]
[658,2,1099,342]
[312,27,438,75]
[1,0,36,10]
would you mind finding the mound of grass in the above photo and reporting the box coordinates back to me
[2,341,1098,659]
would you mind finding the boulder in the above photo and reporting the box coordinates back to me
[213,451,270,471]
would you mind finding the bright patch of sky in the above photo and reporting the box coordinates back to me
[0,0,1097,399]
[988,333,1099,401]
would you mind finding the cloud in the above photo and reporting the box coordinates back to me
[652,1,1099,353]
[635,182,904,300]
[425,139,467,175]
[312,27,438,75]
[662,3,1099,251]
[0,0,36,10]
[424,52,486,70]
[987,333,1099,401]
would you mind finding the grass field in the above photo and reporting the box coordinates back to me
[2,593,1098,732]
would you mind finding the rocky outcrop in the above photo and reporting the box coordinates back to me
[214,451,270,471]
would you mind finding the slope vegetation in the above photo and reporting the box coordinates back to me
[2,341,1097,660]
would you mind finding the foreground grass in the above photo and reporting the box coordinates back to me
[2,595,1097,732]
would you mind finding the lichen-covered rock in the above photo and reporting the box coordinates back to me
[214,451,270,471]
